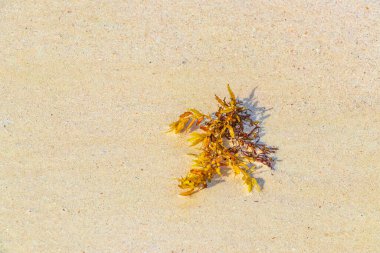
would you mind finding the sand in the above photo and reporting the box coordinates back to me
[0,1,379,252]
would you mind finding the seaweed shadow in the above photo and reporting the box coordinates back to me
[238,87,279,190]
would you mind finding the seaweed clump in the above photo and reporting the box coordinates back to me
[168,85,277,195]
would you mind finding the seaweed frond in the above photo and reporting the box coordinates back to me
[168,85,277,195]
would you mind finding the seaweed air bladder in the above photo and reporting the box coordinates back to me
[168,85,277,196]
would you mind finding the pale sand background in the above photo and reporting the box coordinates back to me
[1,1,379,252]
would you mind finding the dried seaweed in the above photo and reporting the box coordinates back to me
[168,85,277,195]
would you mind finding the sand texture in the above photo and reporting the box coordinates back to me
[1,1,379,252]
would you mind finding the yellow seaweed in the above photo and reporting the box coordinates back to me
[168,85,277,195]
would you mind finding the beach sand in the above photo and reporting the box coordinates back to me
[0,1,379,252]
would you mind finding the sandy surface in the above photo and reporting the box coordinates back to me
[1,1,379,252]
